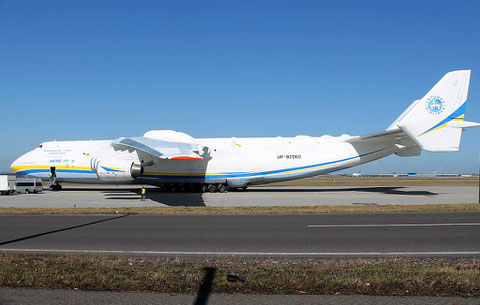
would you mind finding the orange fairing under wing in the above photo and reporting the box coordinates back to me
[112,137,203,160]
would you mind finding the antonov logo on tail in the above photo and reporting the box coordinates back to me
[426,96,445,115]
[10,70,480,193]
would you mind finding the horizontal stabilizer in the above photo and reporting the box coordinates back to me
[346,129,406,144]
[345,128,420,157]
[447,120,480,129]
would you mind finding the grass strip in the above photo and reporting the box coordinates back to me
[0,254,479,296]
[0,204,479,215]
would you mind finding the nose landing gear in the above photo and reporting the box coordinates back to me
[50,183,62,191]
[47,166,62,191]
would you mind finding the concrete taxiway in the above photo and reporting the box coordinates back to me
[1,212,480,257]
[0,185,477,208]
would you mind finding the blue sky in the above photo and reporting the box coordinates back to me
[1,0,479,174]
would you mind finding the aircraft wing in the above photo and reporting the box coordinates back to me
[112,137,204,160]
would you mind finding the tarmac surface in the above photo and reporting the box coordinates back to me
[1,212,480,257]
[0,185,477,208]
[1,287,479,305]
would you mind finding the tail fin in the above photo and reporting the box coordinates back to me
[389,70,480,152]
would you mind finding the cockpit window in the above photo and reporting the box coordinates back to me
[38,145,42,148]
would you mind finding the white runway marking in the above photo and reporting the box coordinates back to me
[1,248,480,256]
[307,223,480,228]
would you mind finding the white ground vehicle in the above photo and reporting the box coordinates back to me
[15,178,43,194]
[0,175,16,195]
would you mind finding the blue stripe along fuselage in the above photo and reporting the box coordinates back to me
[16,169,95,175]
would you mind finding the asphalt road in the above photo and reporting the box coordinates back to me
[1,212,480,257]
[0,185,477,208]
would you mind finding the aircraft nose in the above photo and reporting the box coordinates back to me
[10,156,22,173]
[10,151,30,175]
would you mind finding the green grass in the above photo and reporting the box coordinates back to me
[1,254,480,296]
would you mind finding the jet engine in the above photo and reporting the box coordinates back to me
[91,158,144,182]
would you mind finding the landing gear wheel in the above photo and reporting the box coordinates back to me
[168,184,177,193]
[194,184,203,193]
[207,184,217,193]
[217,184,228,193]
[187,184,198,193]
[50,183,62,191]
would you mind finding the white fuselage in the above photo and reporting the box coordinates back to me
[11,134,399,187]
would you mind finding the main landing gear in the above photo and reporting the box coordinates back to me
[155,183,247,193]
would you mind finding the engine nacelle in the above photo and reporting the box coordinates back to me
[91,158,144,182]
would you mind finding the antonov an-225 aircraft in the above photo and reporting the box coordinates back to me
[10,70,480,192]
